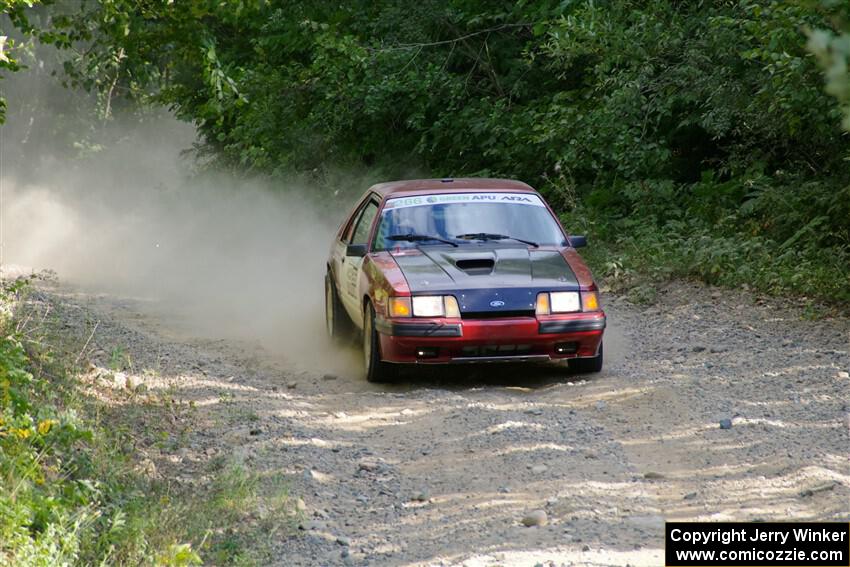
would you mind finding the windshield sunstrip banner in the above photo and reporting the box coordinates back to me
[384,193,545,209]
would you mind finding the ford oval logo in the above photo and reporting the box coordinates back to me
[490,300,505,308]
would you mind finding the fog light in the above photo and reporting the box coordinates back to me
[555,342,578,354]
[415,347,439,359]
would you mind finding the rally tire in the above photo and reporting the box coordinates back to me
[568,342,604,374]
[363,303,397,383]
[325,272,353,342]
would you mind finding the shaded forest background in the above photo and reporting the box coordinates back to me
[2,0,850,303]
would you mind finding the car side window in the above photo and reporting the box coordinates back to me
[341,198,367,242]
[349,199,379,246]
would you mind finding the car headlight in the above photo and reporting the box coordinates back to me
[550,291,581,313]
[412,296,444,317]
[535,291,582,314]
[412,295,461,317]
[390,296,460,318]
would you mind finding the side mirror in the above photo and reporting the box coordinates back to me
[346,244,367,257]
[569,235,587,248]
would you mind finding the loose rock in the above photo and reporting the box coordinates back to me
[358,460,380,473]
[521,510,548,527]
[125,374,143,391]
[411,490,430,502]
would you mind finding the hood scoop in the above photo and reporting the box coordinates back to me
[455,256,495,275]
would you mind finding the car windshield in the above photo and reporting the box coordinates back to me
[373,192,566,251]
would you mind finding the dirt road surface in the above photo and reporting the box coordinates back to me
[30,279,850,566]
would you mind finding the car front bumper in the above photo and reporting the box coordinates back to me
[375,312,605,364]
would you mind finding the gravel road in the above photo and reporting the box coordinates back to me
[33,279,849,566]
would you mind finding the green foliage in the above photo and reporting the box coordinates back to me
[108,345,130,372]
[0,281,93,565]
[1,293,108,564]
[0,280,292,566]
[7,0,850,302]
[0,0,40,123]
[569,205,850,306]
[807,1,850,129]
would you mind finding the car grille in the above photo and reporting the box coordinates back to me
[460,309,535,320]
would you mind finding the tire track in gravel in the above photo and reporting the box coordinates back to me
[41,279,849,566]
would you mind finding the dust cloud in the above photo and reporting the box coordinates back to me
[0,115,361,372]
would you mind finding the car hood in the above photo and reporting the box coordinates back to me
[391,245,579,314]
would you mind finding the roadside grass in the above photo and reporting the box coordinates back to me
[565,211,850,315]
[109,345,132,372]
[0,276,295,566]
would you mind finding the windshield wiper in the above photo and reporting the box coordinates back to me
[388,233,458,247]
[455,233,539,247]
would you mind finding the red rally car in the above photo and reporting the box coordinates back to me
[325,178,606,382]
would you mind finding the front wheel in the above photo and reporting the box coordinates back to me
[363,303,397,383]
[568,342,603,374]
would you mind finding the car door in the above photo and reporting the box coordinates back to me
[330,197,367,299]
[340,196,380,325]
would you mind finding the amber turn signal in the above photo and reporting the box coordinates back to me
[581,291,600,311]
[389,297,412,317]
[535,293,551,315]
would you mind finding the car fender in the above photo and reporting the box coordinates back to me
[360,252,411,323]
[561,248,597,291]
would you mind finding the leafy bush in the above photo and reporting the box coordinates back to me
[0,279,101,565]
[569,203,850,306]
[0,279,292,566]
[807,2,850,129]
[7,0,850,302]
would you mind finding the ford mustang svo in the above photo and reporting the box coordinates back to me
[325,178,606,382]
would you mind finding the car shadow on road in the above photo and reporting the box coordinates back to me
[324,342,610,391]
[386,360,605,390]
